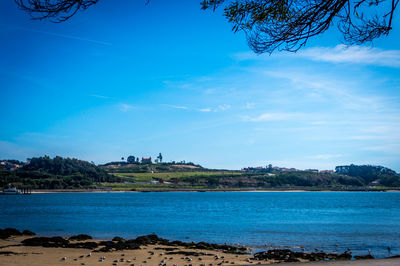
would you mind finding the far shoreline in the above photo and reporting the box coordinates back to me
[27,188,400,193]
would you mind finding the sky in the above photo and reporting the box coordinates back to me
[1,0,400,171]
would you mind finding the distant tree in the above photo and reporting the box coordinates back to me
[136,158,139,163]
[15,0,399,53]
[127,155,136,164]
[157,153,163,163]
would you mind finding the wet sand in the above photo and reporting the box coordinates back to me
[1,236,398,266]
[274,257,400,266]
[0,236,274,266]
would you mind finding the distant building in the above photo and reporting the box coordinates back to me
[320,170,334,174]
[141,157,152,164]
[305,169,319,173]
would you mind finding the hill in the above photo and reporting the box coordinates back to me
[1,156,399,191]
[100,161,205,173]
[0,156,116,189]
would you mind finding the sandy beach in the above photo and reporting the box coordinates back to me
[1,234,399,266]
[0,235,263,266]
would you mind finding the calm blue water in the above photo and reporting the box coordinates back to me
[0,192,399,258]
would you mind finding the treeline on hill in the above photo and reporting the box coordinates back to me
[180,171,365,188]
[0,156,117,189]
[180,167,400,188]
[336,164,400,187]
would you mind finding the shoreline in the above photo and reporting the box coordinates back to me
[28,188,400,193]
[2,229,397,266]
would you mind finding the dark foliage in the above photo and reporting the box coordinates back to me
[0,156,117,189]
[336,164,399,185]
[15,1,398,53]
[203,0,399,53]
[15,0,99,22]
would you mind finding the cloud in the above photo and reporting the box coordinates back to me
[164,105,188,110]
[90,94,113,99]
[118,103,134,112]
[298,45,400,67]
[362,144,400,155]
[306,154,343,160]
[2,24,112,46]
[198,108,212,112]
[243,102,256,109]
[234,45,400,68]
[264,70,393,112]
[241,112,302,122]
[217,104,231,111]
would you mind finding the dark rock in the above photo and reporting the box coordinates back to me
[21,237,69,248]
[112,236,125,242]
[22,230,36,236]
[0,251,20,255]
[354,254,374,260]
[0,228,22,239]
[69,234,93,241]
[67,242,98,249]
[337,253,352,260]
[252,249,352,262]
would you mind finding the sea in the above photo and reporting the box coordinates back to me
[1,191,399,258]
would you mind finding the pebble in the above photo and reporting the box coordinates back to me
[61,257,67,260]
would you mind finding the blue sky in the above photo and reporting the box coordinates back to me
[1,0,400,171]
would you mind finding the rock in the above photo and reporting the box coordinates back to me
[22,230,36,236]
[355,254,374,260]
[67,242,98,249]
[22,237,69,248]
[0,228,22,239]
[69,234,93,241]
[252,249,352,262]
[112,236,125,242]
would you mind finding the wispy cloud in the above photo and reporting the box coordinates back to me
[1,24,112,46]
[362,144,400,155]
[243,102,256,109]
[264,70,392,111]
[234,45,400,68]
[298,45,400,67]
[198,108,212,112]
[90,94,113,99]
[241,112,302,122]
[164,104,188,110]
[118,103,134,112]
[217,104,231,111]
[306,154,343,160]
